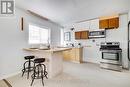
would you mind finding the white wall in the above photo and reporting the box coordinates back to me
[64,14,128,68]
[0,8,61,80]
[129,11,130,21]
[106,14,128,68]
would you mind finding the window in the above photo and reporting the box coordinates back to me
[29,24,50,44]
[60,28,64,45]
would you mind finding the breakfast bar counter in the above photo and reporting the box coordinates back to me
[23,47,71,53]
[23,48,71,78]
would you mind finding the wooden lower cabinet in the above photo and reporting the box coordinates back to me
[70,48,76,61]
[63,48,83,63]
[62,50,71,61]
[75,48,82,62]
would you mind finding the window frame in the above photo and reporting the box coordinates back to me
[28,23,51,45]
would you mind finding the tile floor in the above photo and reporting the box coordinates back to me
[6,62,130,87]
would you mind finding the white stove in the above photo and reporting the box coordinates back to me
[100,42,122,71]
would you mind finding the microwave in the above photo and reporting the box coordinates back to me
[89,30,106,39]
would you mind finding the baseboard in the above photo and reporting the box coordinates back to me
[0,71,21,80]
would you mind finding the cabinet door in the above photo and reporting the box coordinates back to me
[109,17,119,29]
[81,31,89,39]
[70,48,76,61]
[75,32,81,39]
[63,50,70,61]
[99,19,109,29]
[75,48,82,62]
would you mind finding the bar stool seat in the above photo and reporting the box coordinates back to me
[34,58,45,63]
[24,56,34,60]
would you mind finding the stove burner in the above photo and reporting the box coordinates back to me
[100,42,121,51]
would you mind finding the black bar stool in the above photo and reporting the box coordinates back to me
[31,58,48,86]
[22,56,35,79]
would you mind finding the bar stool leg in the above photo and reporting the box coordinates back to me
[22,61,28,77]
[41,75,44,86]
[30,63,36,86]
[40,64,44,86]
[42,64,48,79]
[31,78,34,86]
[22,70,25,77]
[27,59,31,79]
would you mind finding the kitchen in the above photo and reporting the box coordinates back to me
[63,14,128,69]
[0,0,130,87]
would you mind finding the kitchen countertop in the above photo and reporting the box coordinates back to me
[57,46,83,49]
[23,47,72,53]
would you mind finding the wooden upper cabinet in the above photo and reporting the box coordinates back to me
[75,31,89,40]
[99,19,109,29]
[75,32,81,39]
[99,17,119,29]
[109,17,119,29]
[81,31,89,39]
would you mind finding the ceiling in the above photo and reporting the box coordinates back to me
[16,0,129,26]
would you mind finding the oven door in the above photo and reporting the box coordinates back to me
[102,52,119,61]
